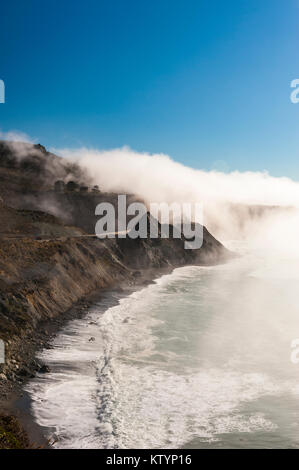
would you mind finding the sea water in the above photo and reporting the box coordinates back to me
[25,242,299,448]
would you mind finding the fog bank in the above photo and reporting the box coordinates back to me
[56,146,299,242]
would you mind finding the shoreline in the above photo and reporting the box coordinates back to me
[0,265,176,448]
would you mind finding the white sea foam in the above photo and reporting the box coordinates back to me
[25,260,296,449]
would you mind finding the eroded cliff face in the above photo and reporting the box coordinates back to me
[0,210,229,383]
[0,140,232,448]
[0,234,131,381]
[0,141,230,387]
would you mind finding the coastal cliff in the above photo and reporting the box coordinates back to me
[0,207,229,388]
[0,141,230,447]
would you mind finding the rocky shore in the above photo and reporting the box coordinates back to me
[0,268,168,448]
[0,244,229,448]
[0,140,231,448]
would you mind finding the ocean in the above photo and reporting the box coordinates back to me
[25,242,299,448]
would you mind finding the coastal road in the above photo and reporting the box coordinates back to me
[0,230,129,241]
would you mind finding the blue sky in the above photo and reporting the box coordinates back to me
[0,0,299,177]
